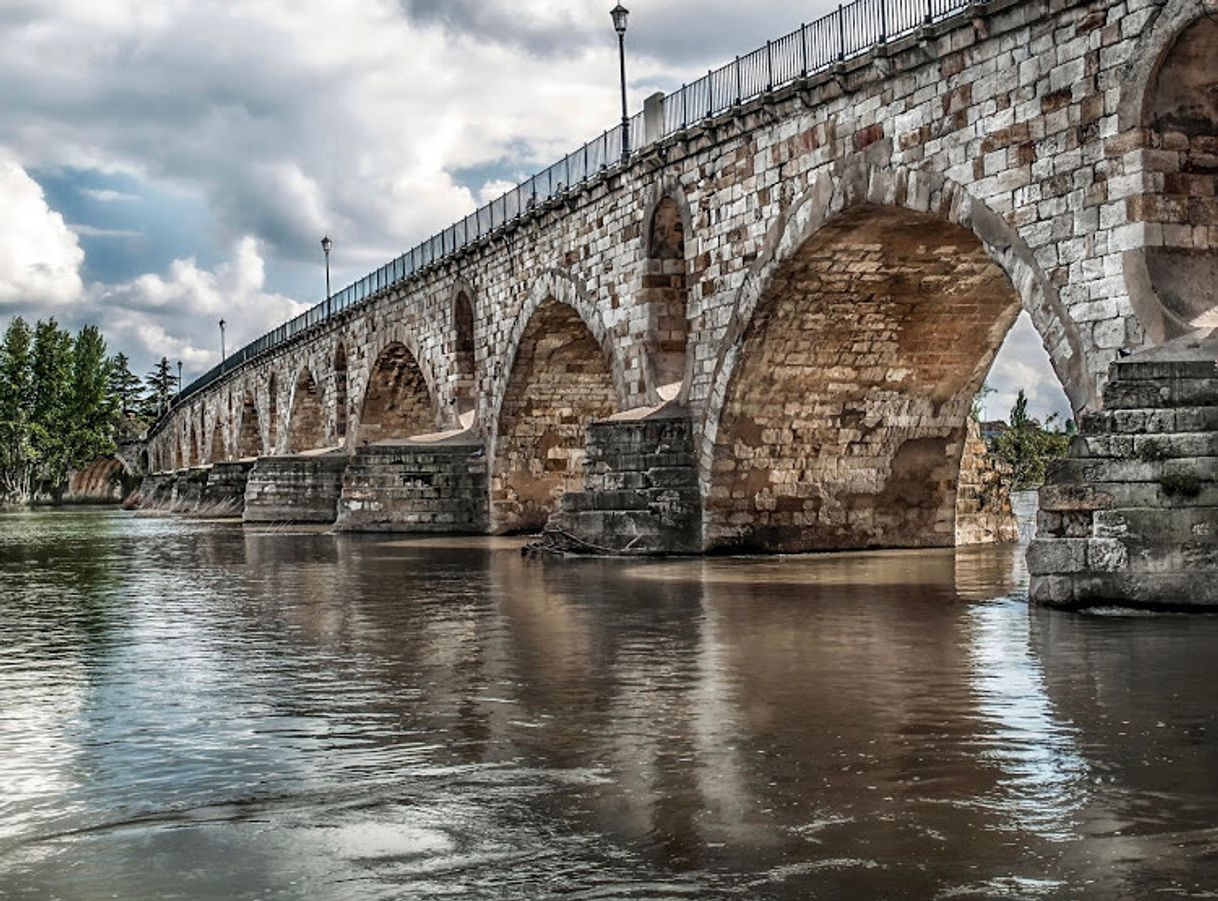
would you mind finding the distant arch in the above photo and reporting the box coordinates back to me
[266,373,279,454]
[237,389,261,458]
[209,419,226,463]
[334,341,349,443]
[356,341,435,445]
[453,288,477,416]
[287,367,327,452]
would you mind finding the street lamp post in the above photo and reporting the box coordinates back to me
[611,5,630,162]
[219,318,227,373]
[177,360,182,397]
[321,235,332,307]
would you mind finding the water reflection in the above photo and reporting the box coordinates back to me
[1,510,1218,898]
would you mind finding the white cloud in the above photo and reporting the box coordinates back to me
[982,311,1074,424]
[68,223,142,238]
[79,187,141,203]
[0,151,84,307]
[88,236,307,377]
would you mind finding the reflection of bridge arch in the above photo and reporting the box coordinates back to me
[287,367,327,453]
[490,276,620,533]
[701,167,1084,552]
[355,341,435,446]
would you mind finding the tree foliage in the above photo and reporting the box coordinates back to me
[991,389,1073,489]
[0,317,139,503]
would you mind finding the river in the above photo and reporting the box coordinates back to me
[2,508,1217,899]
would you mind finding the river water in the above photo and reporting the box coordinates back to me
[2,509,1217,899]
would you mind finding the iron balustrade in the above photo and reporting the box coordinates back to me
[167,0,969,411]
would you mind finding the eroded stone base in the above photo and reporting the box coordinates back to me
[336,440,488,532]
[537,411,701,555]
[1030,336,1218,609]
[202,461,255,515]
[955,420,1020,546]
[244,453,349,524]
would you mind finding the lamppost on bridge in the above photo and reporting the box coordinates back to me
[321,234,332,303]
[611,4,630,162]
[177,360,182,397]
[219,319,227,374]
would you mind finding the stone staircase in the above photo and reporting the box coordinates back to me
[1029,334,1218,609]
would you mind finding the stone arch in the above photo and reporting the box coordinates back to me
[186,419,201,467]
[640,181,694,400]
[700,165,1086,553]
[491,269,626,421]
[237,389,261,458]
[1117,1,1218,341]
[490,284,620,533]
[334,340,349,444]
[452,284,477,417]
[356,341,435,445]
[209,418,226,463]
[287,367,327,452]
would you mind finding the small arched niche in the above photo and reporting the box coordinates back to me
[1136,14,1218,337]
[453,291,477,418]
[642,195,691,399]
[334,342,349,443]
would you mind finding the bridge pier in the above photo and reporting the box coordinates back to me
[335,439,488,532]
[243,453,348,524]
[537,409,702,555]
[201,461,255,515]
[1029,333,1218,610]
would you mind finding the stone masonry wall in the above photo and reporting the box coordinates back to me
[143,0,1214,555]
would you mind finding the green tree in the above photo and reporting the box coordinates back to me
[992,389,1071,489]
[144,356,175,419]
[108,352,143,413]
[29,319,75,493]
[65,325,116,470]
[0,318,35,501]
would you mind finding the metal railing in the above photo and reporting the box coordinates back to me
[169,0,970,411]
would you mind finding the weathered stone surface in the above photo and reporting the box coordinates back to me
[538,411,702,555]
[1031,338,1218,609]
[336,440,488,532]
[243,454,348,524]
[955,420,1020,546]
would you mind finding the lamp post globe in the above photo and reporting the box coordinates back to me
[321,235,333,303]
[610,3,628,33]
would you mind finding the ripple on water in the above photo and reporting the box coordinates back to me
[2,509,1218,899]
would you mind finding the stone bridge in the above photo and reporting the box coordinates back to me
[141,0,1218,608]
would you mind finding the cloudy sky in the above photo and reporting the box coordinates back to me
[0,0,1069,422]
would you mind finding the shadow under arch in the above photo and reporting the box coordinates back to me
[355,340,435,446]
[287,366,327,453]
[699,165,1086,553]
[489,273,621,533]
[1116,0,1218,341]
